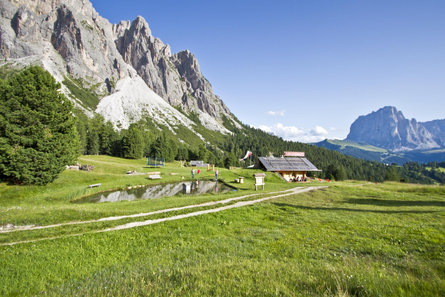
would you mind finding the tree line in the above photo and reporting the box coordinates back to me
[1,67,444,185]
[74,112,229,167]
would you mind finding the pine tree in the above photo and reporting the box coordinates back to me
[324,164,336,180]
[334,165,347,181]
[224,150,239,168]
[75,117,88,154]
[99,120,117,155]
[197,144,209,162]
[385,166,400,182]
[0,66,79,185]
[121,124,144,159]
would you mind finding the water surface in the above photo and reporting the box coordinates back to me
[76,181,235,203]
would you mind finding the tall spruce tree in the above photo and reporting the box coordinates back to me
[0,66,79,185]
[385,166,401,182]
[121,124,144,159]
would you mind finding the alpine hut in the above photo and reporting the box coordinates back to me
[258,152,320,182]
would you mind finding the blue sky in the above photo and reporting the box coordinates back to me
[90,0,445,142]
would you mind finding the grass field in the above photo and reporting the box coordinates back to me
[0,156,444,296]
[325,139,388,153]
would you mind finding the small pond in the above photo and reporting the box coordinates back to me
[75,181,236,203]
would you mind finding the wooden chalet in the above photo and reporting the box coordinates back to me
[258,152,320,182]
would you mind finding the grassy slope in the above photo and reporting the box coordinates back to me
[326,139,388,153]
[63,76,101,110]
[314,139,389,163]
[0,156,444,296]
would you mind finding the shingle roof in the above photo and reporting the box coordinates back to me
[258,157,320,172]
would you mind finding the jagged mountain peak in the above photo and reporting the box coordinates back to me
[174,50,201,77]
[113,14,234,124]
[368,106,403,120]
[1,0,240,135]
[380,105,397,111]
[346,106,441,151]
[127,16,153,40]
[132,15,151,29]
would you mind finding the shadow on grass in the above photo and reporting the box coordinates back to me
[272,203,440,214]
[344,198,445,207]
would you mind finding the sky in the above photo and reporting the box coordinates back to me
[90,0,445,142]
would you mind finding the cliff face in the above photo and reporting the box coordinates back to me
[422,119,445,148]
[1,0,130,90]
[346,106,443,151]
[113,16,232,121]
[0,0,238,132]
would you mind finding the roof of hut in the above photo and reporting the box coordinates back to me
[258,156,320,172]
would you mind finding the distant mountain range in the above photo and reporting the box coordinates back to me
[316,106,445,164]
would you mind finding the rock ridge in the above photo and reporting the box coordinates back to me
[0,0,238,133]
[346,106,444,151]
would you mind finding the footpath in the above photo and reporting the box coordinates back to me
[1,186,327,246]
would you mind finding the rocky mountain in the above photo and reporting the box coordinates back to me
[0,0,239,135]
[346,106,444,151]
[422,119,445,148]
[113,17,232,123]
[314,106,445,164]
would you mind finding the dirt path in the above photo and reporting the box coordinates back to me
[102,186,325,232]
[0,188,294,234]
[1,186,326,246]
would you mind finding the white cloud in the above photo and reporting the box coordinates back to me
[257,125,272,133]
[257,123,329,143]
[310,125,328,136]
[266,110,285,117]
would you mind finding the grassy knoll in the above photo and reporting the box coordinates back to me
[0,156,444,296]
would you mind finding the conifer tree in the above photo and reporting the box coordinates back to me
[385,166,401,182]
[121,123,144,159]
[0,66,79,185]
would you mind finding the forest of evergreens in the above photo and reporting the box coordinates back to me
[1,67,445,185]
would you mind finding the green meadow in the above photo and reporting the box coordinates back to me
[0,156,444,296]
